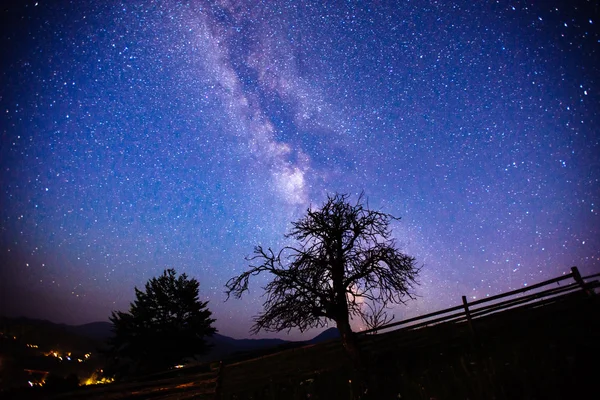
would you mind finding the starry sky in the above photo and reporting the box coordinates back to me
[1,0,598,340]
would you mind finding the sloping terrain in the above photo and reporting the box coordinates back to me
[3,291,597,399]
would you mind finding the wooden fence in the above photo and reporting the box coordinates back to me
[357,266,599,336]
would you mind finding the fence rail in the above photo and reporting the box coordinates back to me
[358,266,598,336]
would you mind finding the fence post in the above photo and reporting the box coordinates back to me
[462,296,475,336]
[571,266,594,296]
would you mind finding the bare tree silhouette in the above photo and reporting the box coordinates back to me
[226,192,419,399]
[362,301,395,334]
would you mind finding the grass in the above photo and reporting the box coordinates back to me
[221,293,599,399]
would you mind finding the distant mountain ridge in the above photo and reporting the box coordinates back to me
[0,316,105,353]
[308,327,340,343]
[64,321,114,341]
[0,317,340,362]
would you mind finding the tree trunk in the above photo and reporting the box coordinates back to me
[331,237,369,398]
[337,317,369,400]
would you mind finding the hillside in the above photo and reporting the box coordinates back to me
[7,290,595,400]
[0,317,338,368]
[0,317,105,354]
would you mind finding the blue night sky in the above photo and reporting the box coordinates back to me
[1,0,598,340]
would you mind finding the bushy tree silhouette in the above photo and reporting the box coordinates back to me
[226,192,419,399]
[107,269,216,378]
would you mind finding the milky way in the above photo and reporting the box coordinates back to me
[1,0,598,339]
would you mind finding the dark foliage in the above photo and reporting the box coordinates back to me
[106,269,216,378]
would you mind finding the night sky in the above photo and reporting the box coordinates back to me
[1,0,598,340]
